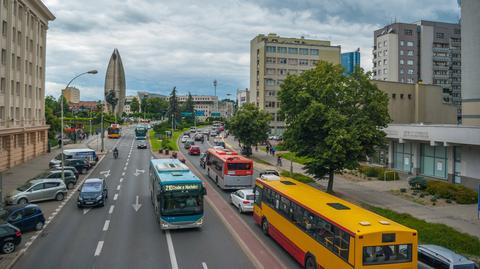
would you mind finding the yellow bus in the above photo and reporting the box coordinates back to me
[107,123,121,139]
[253,175,418,269]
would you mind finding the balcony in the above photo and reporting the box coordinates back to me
[432,56,450,62]
[433,73,449,79]
[432,47,449,53]
[451,65,461,70]
[433,65,449,71]
[450,41,461,48]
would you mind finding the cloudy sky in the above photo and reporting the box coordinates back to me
[42,0,460,101]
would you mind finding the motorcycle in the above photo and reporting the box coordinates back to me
[113,150,119,159]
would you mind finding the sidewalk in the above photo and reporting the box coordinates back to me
[224,135,480,238]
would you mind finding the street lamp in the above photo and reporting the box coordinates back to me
[61,70,98,183]
[213,79,218,113]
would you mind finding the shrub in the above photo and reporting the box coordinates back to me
[383,170,399,181]
[430,196,437,202]
[280,171,315,184]
[419,193,425,198]
[358,165,369,175]
[409,176,427,190]
[426,180,478,204]
[400,188,407,193]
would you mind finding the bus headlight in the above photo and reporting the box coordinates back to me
[195,217,204,225]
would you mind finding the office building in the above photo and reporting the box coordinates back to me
[69,101,99,112]
[236,88,249,108]
[62,86,80,104]
[341,49,360,75]
[0,0,55,171]
[372,21,462,120]
[250,33,341,134]
[177,95,218,121]
[104,48,126,116]
[123,95,136,114]
[460,0,480,125]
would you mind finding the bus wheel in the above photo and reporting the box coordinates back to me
[261,218,269,235]
[304,254,317,269]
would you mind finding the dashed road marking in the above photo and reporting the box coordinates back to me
[114,193,118,200]
[125,162,129,166]
[122,172,126,176]
[124,166,127,170]
[103,220,110,231]
[120,178,124,182]
[117,185,121,191]
[202,262,208,269]
[94,241,104,256]
[166,231,179,269]
[109,205,114,214]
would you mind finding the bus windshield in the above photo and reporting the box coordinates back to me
[227,162,251,170]
[363,244,412,265]
[161,189,203,216]
[108,128,120,134]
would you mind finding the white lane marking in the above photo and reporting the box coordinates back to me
[94,241,104,256]
[117,185,121,191]
[125,162,129,166]
[202,262,208,269]
[109,205,114,214]
[83,208,91,215]
[166,231,179,269]
[120,178,124,182]
[103,220,110,231]
[124,166,127,170]
[114,193,118,200]
[122,172,125,176]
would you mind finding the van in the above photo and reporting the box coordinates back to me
[49,148,98,168]
[418,244,478,269]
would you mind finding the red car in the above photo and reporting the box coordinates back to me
[188,145,201,155]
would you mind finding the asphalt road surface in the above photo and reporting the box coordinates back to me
[13,127,254,269]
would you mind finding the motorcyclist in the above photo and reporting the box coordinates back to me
[113,147,119,158]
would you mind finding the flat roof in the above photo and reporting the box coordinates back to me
[150,159,201,184]
[257,176,416,236]
[385,124,480,145]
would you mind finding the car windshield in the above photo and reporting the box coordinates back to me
[161,189,203,216]
[246,194,255,200]
[17,181,34,191]
[81,182,102,193]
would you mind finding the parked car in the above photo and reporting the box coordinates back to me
[0,223,22,254]
[181,135,190,143]
[230,188,254,213]
[49,149,97,168]
[184,140,195,149]
[64,159,90,174]
[5,179,67,205]
[137,141,148,149]
[37,170,77,190]
[259,169,280,177]
[77,178,108,208]
[188,145,201,155]
[418,244,478,269]
[199,153,207,169]
[51,166,79,179]
[0,204,45,232]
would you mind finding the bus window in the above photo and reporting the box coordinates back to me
[227,163,251,170]
[254,187,262,206]
[363,244,412,265]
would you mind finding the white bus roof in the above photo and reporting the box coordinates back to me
[63,148,95,154]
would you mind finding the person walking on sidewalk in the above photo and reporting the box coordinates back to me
[271,147,276,156]
[277,155,282,166]
[266,144,270,155]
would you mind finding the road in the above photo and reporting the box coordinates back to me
[13,127,254,269]
[178,129,434,269]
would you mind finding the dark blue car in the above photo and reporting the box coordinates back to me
[0,204,45,232]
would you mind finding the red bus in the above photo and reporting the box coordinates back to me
[206,148,254,189]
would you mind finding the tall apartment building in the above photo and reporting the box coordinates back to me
[62,86,80,104]
[236,88,249,108]
[0,0,55,171]
[372,21,462,120]
[250,33,340,134]
[460,0,480,126]
[341,49,360,75]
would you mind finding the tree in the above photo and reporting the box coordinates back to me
[182,92,195,123]
[130,97,140,113]
[147,97,168,118]
[279,62,390,193]
[105,89,118,117]
[167,87,180,129]
[228,103,271,155]
[140,96,148,114]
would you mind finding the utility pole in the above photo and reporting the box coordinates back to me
[101,100,105,152]
[213,79,218,114]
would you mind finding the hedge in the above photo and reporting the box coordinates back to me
[358,165,399,181]
[426,180,478,204]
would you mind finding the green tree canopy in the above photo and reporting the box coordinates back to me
[278,62,391,193]
[167,87,180,128]
[228,103,271,154]
[130,97,140,113]
[147,97,168,117]
[181,92,195,123]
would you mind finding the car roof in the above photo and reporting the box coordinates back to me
[190,145,200,149]
[29,178,63,183]
[84,178,103,183]
[50,170,73,174]
[64,149,95,153]
[5,204,40,213]
[419,245,474,265]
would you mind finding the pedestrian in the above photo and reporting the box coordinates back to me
[255,144,258,152]
[277,155,282,166]
[266,145,270,155]
[271,147,276,156]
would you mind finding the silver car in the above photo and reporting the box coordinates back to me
[5,178,68,205]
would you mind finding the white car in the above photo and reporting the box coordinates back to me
[181,135,189,143]
[230,188,254,213]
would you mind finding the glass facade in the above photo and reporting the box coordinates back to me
[420,144,447,179]
[393,142,413,173]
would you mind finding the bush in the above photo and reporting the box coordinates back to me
[409,176,427,190]
[400,188,407,193]
[426,180,478,204]
[357,166,398,181]
[280,171,315,184]
[383,170,399,181]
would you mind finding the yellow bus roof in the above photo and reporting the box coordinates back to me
[256,176,416,236]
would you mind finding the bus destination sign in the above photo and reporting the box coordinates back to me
[163,184,200,192]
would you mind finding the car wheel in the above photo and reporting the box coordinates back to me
[77,204,83,209]
[67,182,74,190]
[17,198,28,205]
[1,241,15,254]
[261,218,269,235]
[238,204,243,214]
[304,255,317,269]
[55,193,65,201]
[35,221,44,231]
[100,199,105,207]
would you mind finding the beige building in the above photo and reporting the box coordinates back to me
[250,33,341,134]
[372,80,457,124]
[62,86,79,104]
[0,0,55,171]
[177,95,218,121]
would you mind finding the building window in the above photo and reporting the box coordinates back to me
[278,69,287,75]
[400,59,404,65]
[277,47,287,54]
[266,68,275,75]
[288,48,298,54]
[404,29,413,36]
[400,40,404,46]
[383,41,387,46]
[383,59,387,65]
[408,69,414,75]
[0,77,5,94]
[265,79,275,86]
[266,57,276,64]
[378,69,382,75]
[299,48,309,55]
[407,78,413,83]
[407,60,413,65]
[2,20,7,36]
[383,50,388,56]
[400,69,404,74]
[288,58,298,65]
[310,49,319,55]
[407,50,414,56]
[420,144,447,179]
[378,42,381,48]
[393,142,413,172]
[299,59,308,66]
[435,32,444,39]
[278,58,287,64]
[266,46,276,53]
[400,50,404,56]
[407,41,414,47]
[400,78,405,83]
[454,28,461,35]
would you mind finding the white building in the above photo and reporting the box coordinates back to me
[236,88,249,108]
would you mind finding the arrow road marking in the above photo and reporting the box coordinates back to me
[99,170,111,178]
[132,195,142,212]
[83,208,91,215]
[133,169,145,176]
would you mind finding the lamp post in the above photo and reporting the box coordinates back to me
[213,79,218,114]
[61,70,98,183]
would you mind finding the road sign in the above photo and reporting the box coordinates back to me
[181,112,193,117]
[211,112,221,117]
[195,111,205,116]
